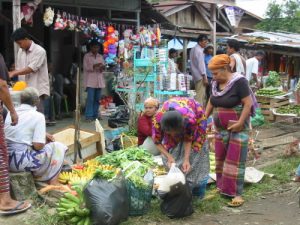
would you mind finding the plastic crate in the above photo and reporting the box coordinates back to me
[126,180,153,216]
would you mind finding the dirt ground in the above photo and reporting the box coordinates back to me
[1,126,300,225]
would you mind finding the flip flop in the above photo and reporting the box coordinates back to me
[0,201,32,216]
[227,199,244,207]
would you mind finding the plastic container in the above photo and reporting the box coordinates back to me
[192,175,209,199]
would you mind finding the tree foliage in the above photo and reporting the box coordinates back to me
[256,0,300,33]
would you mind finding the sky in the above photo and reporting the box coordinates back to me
[236,0,285,18]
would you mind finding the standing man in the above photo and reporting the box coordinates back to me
[190,34,208,105]
[9,28,49,114]
[226,39,246,75]
[246,51,265,88]
[83,40,105,122]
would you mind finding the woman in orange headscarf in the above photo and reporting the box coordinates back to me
[205,54,255,207]
[137,97,160,155]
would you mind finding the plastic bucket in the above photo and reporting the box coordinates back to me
[192,175,209,199]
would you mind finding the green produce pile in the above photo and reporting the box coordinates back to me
[266,71,281,87]
[57,186,91,225]
[256,87,285,97]
[96,147,156,189]
[276,105,300,116]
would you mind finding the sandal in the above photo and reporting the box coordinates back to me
[227,199,245,207]
[0,201,31,216]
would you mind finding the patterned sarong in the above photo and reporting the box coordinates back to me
[7,141,67,182]
[213,106,249,196]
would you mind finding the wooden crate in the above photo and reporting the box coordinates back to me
[52,126,103,164]
[256,95,290,121]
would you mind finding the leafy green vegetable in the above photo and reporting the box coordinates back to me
[265,71,281,87]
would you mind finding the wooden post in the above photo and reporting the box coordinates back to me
[182,38,188,73]
[13,0,21,63]
[210,3,217,55]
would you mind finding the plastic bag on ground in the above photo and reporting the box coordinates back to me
[155,164,185,193]
[84,177,129,225]
[160,182,194,219]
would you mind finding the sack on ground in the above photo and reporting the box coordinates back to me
[160,182,194,218]
[84,177,129,225]
[156,164,185,193]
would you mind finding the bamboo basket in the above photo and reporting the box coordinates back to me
[120,133,138,149]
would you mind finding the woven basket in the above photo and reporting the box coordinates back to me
[120,133,138,149]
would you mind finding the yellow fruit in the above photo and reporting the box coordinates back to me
[12,81,27,91]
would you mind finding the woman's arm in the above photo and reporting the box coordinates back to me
[0,79,18,125]
[227,95,252,132]
[155,144,175,167]
[205,99,214,119]
[182,141,192,173]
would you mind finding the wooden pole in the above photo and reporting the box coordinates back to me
[210,3,217,55]
[182,38,188,73]
[13,0,21,63]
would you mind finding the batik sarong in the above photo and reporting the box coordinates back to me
[213,106,249,197]
[7,141,67,182]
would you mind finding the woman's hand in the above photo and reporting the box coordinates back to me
[227,121,244,132]
[46,133,55,143]
[167,154,175,168]
[182,159,191,174]
[10,111,18,126]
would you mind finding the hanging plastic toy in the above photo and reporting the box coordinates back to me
[43,7,54,27]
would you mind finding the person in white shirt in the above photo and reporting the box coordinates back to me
[168,48,180,74]
[5,87,67,185]
[246,51,265,87]
[226,39,246,75]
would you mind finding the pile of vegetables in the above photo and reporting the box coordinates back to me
[265,71,281,87]
[256,87,285,97]
[276,105,300,116]
[96,147,156,189]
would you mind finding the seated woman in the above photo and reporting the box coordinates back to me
[4,87,68,185]
[137,97,160,155]
[152,97,209,196]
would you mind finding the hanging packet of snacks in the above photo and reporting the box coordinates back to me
[43,7,54,27]
[178,74,186,91]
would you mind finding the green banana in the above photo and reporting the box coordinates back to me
[77,218,86,225]
[69,216,82,224]
[73,186,84,202]
[59,202,77,209]
[75,207,88,217]
[83,217,91,225]
[56,207,67,212]
[58,211,68,217]
[66,207,76,215]
[64,192,81,204]
[60,197,78,205]
[82,208,90,216]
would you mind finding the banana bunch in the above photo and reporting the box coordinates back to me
[59,171,74,184]
[57,187,91,225]
[209,152,216,173]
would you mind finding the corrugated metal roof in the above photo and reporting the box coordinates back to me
[231,31,300,49]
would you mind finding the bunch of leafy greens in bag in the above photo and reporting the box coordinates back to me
[96,147,155,168]
[266,71,281,87]
[121,161,150,189]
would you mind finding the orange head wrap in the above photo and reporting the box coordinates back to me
[144,97,159,108]
[208,54,231,70]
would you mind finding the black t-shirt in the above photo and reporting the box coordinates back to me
[0,54,9,81]
[210,78,250,108]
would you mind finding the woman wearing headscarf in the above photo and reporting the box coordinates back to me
[137,97,160,155]
[152,97,209,195]
[205,54,256,207]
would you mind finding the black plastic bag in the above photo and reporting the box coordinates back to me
[84,178,129,225]
[160,182,194,219]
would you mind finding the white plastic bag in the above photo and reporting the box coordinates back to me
[155,164,185,193]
